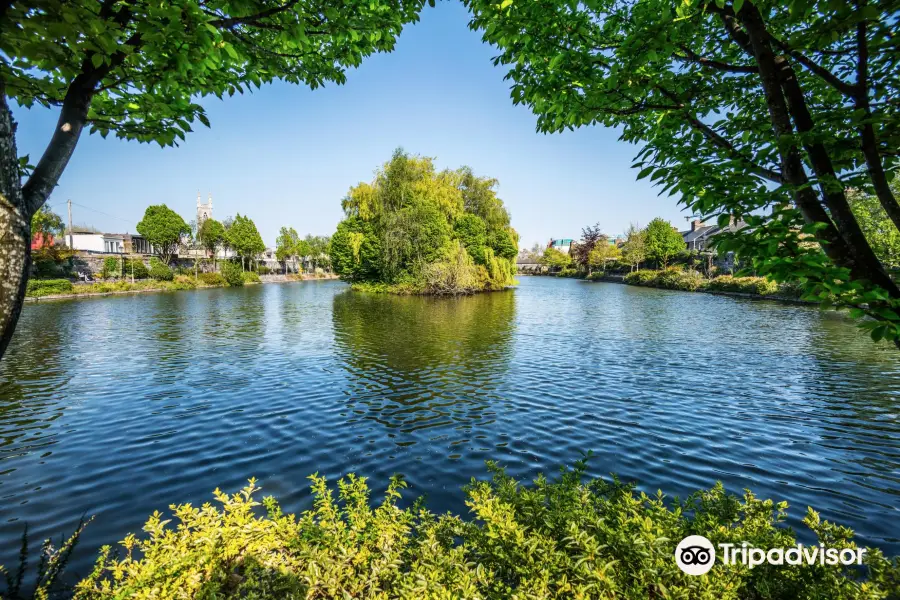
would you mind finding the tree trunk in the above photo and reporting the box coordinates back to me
[0,88,30,361]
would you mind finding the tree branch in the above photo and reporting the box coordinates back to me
[674,46,757,73]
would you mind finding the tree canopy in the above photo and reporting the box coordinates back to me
[136,204,190,264]
[645,218,686,268]
[331,149,518,294]
[466,0,900,344]
[227,214,265,266]
[198,218,225,261]
[0,0,426,360]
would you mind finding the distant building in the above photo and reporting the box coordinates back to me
[197,192,213,225]
[547,238,574,255]
[680,218,746,252]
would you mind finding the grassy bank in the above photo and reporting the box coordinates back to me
[25,273,263,300]
[9,461,898,599]
[584,269,806,301]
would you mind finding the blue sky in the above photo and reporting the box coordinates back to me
[13,1,686,249]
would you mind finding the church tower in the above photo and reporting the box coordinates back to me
[197,191,213,224]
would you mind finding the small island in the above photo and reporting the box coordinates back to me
[330,149,518,294]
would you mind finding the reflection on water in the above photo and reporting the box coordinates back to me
[0,277,898,581]
[332,290,515,442]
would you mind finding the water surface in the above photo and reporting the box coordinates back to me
[1,277,898,577]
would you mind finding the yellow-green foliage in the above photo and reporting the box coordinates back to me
[707,275,779,296]
[69,462,900,600]
[25,278,74,297]
[332,149,517,294]
[242,271,261,284]
[198,272,227,287]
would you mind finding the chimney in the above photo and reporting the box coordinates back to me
[691,219,703,232]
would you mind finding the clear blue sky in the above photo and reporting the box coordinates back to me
[13,1,687,249]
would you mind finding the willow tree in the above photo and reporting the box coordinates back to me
[332,149,518,294]
[467,0,900,344]
[0,0,424,360]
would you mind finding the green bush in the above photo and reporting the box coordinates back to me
[122,259,149,279]
[242,271,261,284]
[172,275,197,290]
[258,265,272,275]
[586,271,606,281]
[708,275,779,296]
[198,272,226,286]
[101,256,120,278]
[556,267,580,278]
[149,262,174,281]
[624,269,659,285]
[221,261,244,286]
[655,268,706,291]
[67,462,900,600]
[25,278,73,297]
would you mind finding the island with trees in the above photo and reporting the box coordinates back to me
[330,149,519,295]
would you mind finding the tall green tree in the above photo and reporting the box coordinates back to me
[198,218,225,268]
[644,218,686,269]
[136,204,190,264]
[541,247,571,271]
[622,223,647,272]
[227,214,265,271]
[0,0,425,359]
[467,0,900,344]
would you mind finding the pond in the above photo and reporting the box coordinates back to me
[1,277,898,578]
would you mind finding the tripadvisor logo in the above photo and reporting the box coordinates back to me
[675,535,867,576]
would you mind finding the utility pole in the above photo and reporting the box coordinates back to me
[67,199,73,248]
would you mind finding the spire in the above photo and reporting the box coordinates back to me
[197,190,201,207]
[208,192,213,209]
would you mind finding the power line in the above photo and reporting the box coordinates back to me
[68,201,135,226]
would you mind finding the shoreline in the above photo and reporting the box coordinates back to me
[24,273,339,303]
[580,273,817,305]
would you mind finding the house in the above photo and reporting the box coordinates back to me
[547,238,574,255]
[67,229,125,253]
[681,220,716,251]
[681,218,747,252]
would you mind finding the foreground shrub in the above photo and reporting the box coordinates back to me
[148,262,173,281]
[242,271,261,284]
[586,271,606,281]
[62,461,900,600]
[258,265,272,275]
[220,262,244,286]
[708,275,779,296]
[25,278,73,297]
[198,272,226,287]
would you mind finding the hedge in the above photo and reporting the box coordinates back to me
[48,461,900,599]
[25,279,73,297]
[242,271,261,284]
[149,262,174,281]
[707,275,779,296]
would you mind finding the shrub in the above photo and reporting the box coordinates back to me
[122,259,149,279]
[655,268,706,292]
[25,278,73,297]
[556,267,580,278]
[101,256,120,278]
[624,269,658,285]
[708,275,779,296]
[221,261,244,286]
[198,272,226,287]
[68,462,900,600]
[172,275,197,290]
[586,271,606,281]
[149,262,174,281]
[242,271,261,284]
[258,265,272,275]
